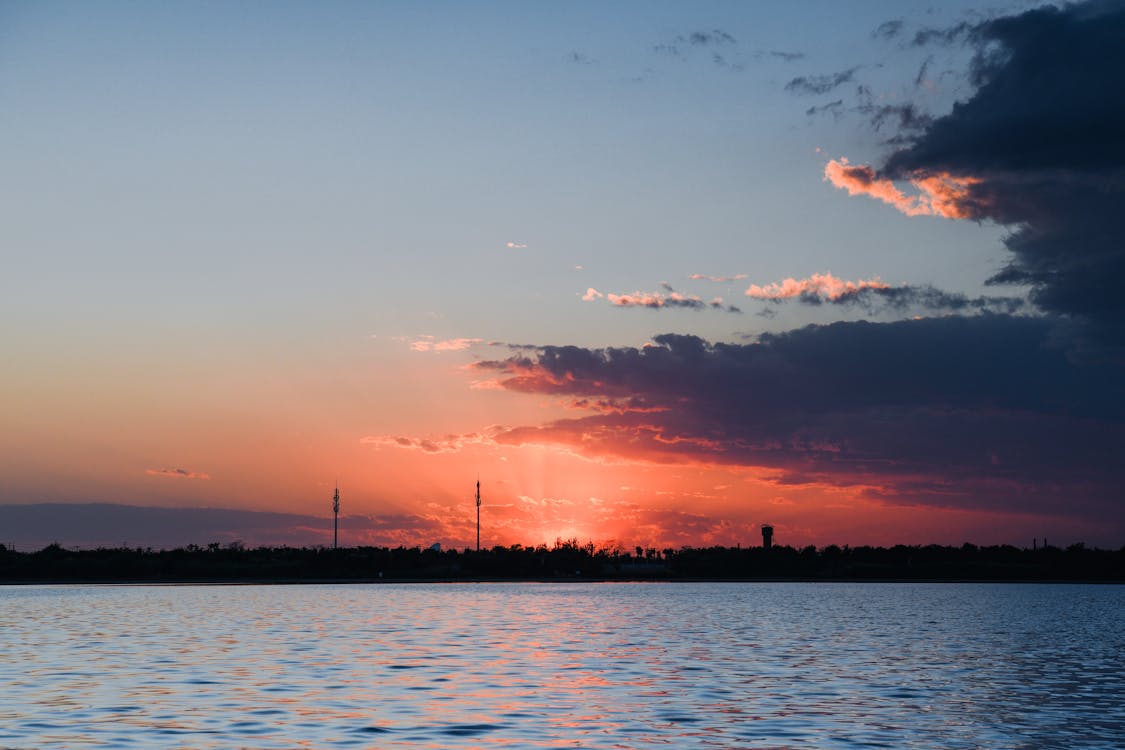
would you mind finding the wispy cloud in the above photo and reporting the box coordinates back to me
[408,336,483,353]
[689,273,748,283]
[506,241,528,249]
[146,468,210,480]
[785,66,861,95]
[805,99,845,120]
[760,50,805,62]
[684,30,736,47]
[911,21,973,47]
[914,55,935,89]
[654,28,738,57]
[872,19,905,40]
[360,430,497,454]
[651,29,743,71]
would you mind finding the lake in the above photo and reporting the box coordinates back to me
[1,582,1122,748]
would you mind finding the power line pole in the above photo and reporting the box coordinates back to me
[333,482,340,550]
[475,478,481,552]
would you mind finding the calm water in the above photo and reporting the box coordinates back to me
[1,583,1122,749]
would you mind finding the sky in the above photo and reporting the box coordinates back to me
[3,0,1124,551]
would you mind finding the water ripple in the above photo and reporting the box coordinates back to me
[0,582,1122,748]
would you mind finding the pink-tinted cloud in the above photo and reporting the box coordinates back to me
[745,271,889,301]
[408,336,483,353]
[582,285,740,313]
[145,468,211,480]
[607,290,689,308]
[360,430,498,454]
[824,158,983,219]
[689,273,748,283]
[506,241,529,249]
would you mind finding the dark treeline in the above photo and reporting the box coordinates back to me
[2,539,1123,582]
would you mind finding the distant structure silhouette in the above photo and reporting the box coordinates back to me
[332,482,340,550]
[761,524,774,549]
[475,478,481,552]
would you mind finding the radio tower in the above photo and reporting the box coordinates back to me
[332,482,340,550]
[475,478,481,552]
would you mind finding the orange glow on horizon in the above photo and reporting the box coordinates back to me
[4,330,1102,552]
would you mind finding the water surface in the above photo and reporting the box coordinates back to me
[1,583,1122,748]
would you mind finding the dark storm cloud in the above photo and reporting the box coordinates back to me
[480,318,1123,419]
[475,317,1125,520]
[890,3,1125,173]
[876,0,1125,350]
[785,66,861,95]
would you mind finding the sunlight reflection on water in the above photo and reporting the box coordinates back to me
[1,582,1123,748]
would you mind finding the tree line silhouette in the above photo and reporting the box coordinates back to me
[1,539,1122,582]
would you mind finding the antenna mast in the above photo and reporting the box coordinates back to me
[475,478,481,552]
[333,482,340,550]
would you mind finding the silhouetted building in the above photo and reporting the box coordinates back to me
[332,483,340,549]
[761,524,774,549]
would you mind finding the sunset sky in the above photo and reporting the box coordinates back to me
[3,0,1124,550]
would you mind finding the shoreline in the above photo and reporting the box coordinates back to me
[3,576,1123,585]
[7,544,1121,584]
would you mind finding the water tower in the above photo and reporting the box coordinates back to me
[761,524,774,549]
[332,482,340,550]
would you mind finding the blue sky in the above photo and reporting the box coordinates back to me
[2,0,1011,348]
